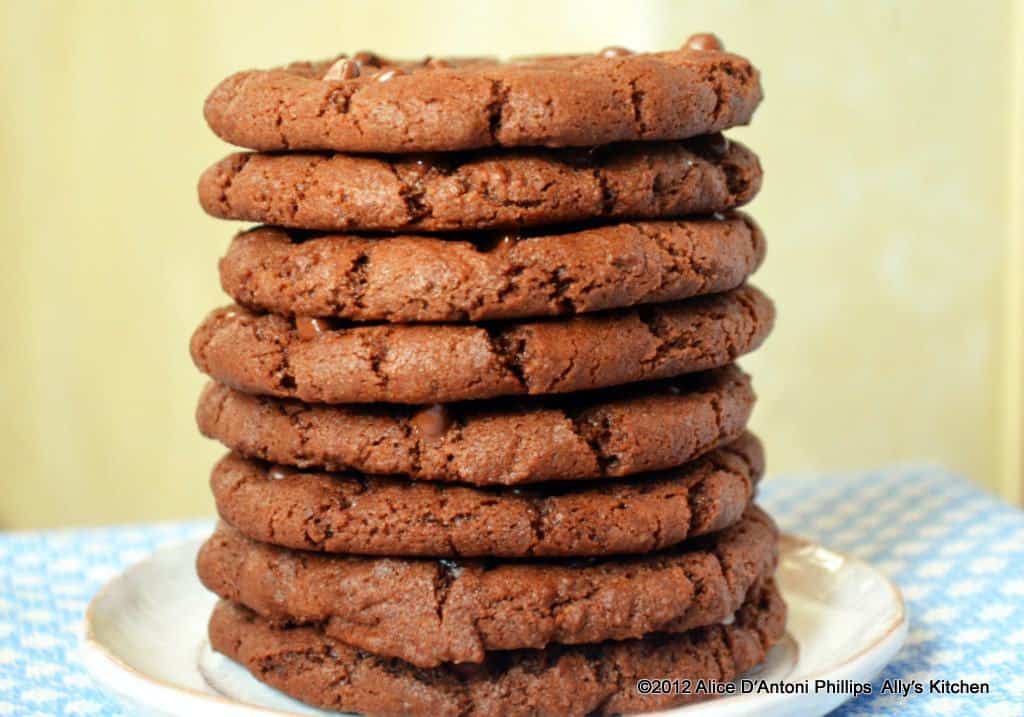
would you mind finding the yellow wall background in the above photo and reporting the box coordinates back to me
[1,0,1021,529]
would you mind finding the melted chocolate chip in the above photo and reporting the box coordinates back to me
[688,132,730,160]
[404,157,436,181]
[685,33,723,52]
[353,51,381,67]
[599,46,633,58]
[450,662,489,680]
[476,232,520,254]
[493,235,520,254]
[268,466,296,481]
[323,58,361,81]
[559,146,601,169]
[410,404,454,439]
[295,316,332,340]
[409,153,458,177]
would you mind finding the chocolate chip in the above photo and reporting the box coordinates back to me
[559,146,600,169]
[477,232,520,254]
[268,466,296,480]
[685,33,723,52]
[599,46,633,58]
[450,662,488,680]
[410,404,454,439]
[353,51,381,67]
[688,132,730,160]
[492,234,520,254]
[295,316,331,340]
[323,58,361,81]
[375,68,407,83]
[405,157,436,180]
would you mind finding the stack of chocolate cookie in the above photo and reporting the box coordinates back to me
[191,34,783,716]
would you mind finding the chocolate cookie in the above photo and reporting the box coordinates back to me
[199,506,777,667]
[198,137,761,233]
[190,285,773,404]
[197,365,754,484]
[203,43,761,154]
[208,580,785,716]
[208,433,762,558]
[220,213,765,323]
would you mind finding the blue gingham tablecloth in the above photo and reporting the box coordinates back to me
[1,466,1023,716]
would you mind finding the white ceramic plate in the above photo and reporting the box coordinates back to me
[82,534,907,717]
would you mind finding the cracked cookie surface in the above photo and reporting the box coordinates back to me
[208,579,784,716]
[200,505,777,667]
[203,47,762,154]
[198,137,761,233]
[220,213,764,322]
[189,285,773,404]
[196,365,754,485]
[208,433,762,558]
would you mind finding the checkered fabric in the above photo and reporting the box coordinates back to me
[0,466,1022,716]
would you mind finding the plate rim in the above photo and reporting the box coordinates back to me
[81,532,908,717]
[778,532,909,674]
[81,536,292,717]
[647,533,909,716]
